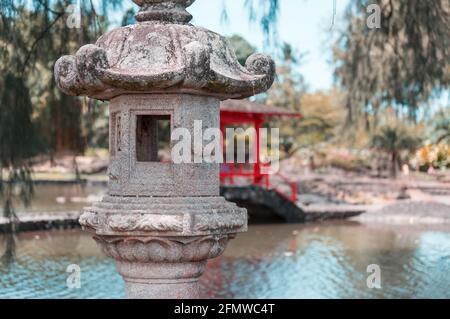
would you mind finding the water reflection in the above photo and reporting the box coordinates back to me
[0,222,449,298]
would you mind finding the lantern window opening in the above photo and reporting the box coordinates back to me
[136,114,171,163]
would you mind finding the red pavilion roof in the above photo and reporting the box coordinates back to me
[220,99,301,119]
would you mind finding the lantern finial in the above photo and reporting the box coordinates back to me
[132,0,195,23]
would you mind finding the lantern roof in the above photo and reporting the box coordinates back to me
[54,0,275,101]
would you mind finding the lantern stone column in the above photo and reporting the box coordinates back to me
[54,0,275,299]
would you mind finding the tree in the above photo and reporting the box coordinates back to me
[371,123,422,178]
[0,73,39,265]
[0,0,120,263]
[1,1,122,153]
[267,43,306,112]
[226,34,256,66]
[295,90,346,147]
[0,73,39,221]
[334,0,450,123]
[431,108,450,144]
[121,7,136,26]
[222,0,280,45]
[265,43,307,157]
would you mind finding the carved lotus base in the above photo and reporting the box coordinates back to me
[79,195,247,298]
[94,235,233,299]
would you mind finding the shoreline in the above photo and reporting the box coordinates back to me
[2,200,450,233]
[2,168,449,233]
[0,211,81,233]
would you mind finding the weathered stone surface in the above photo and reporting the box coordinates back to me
[95,234,231,263]
[134,0,196,23]
[55,0,275,299]
[80,196,247,236]
[107,94,220,197]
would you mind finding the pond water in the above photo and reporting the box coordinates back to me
[1,222,450,299]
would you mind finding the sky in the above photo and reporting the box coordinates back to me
[189,0,350,92]
[112,0,351,93]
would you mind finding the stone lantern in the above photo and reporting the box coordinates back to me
[54,0,275,299]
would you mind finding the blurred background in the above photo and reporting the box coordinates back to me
[0,0,449,298]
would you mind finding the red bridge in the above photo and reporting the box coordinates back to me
[220,99,301,204]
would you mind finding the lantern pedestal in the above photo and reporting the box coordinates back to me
[124,279,201,299]
[117,259,206,298]
[80,196,245,298]
[118,259,206,299]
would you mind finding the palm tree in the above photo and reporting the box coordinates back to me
[371,124,421,178]
[432,110,450,144]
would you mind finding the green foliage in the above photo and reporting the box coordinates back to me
[327,153,370,173]
[0,74,40,165]
[334,0,450,122]
[222,0,280,45]
[226,34,256,66]
[0,1,121,258]
[294,90,346,147]
[413,143,450,171]
[82,100,109,149]
[0,73,38,223]
[121,7,136,26]
[371,122,422,177]
[267,43,306,112]
[371,124,422,153]
[264,43,347,156]
[431,108,450,144]
[0,0,122,155]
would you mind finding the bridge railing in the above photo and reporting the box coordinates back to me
[220,163,298,203]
